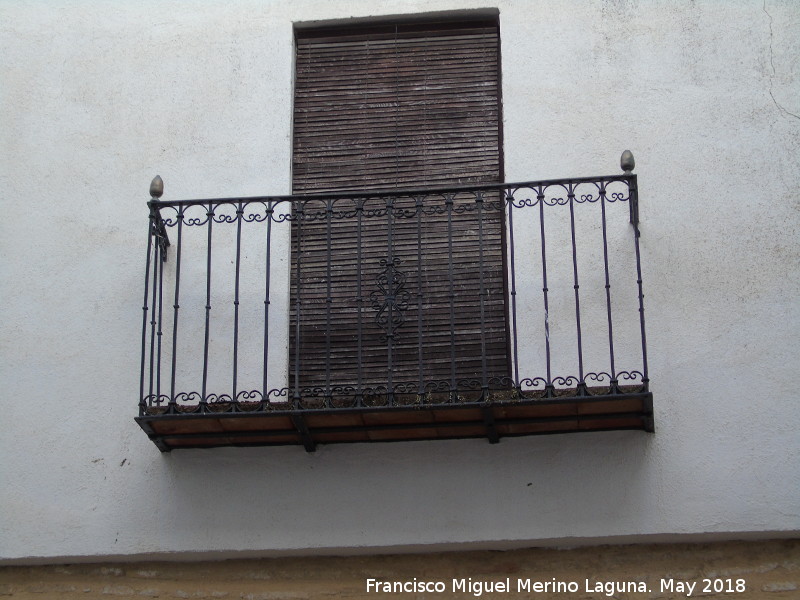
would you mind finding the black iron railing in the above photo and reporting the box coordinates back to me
[139,154,649,419]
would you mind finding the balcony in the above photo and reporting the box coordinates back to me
[136,152,652,452]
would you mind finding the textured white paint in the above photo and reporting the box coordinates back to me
[1,0,799,563]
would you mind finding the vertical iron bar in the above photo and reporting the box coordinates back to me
[262,202,273,404]
[568,185,585,391]
[355,199,363,406]
[293,202,303,404]
[232,202,243,404]
[148,231,159,405]
[156,234,165,403]
[325,199,333,407]
[599,184,617,386]
[389,22,399,406]
[506,192,521,391]
[477,193,488,398]
[416,195,424,398]
[386,196,395,405]
[630,175,649,387]
[139,209,155,414]
[538,190,553,393]
[169,210,183,412]
[201,203,213,407]
[446,193,457,401]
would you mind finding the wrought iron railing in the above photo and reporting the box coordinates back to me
[139,152,649,419]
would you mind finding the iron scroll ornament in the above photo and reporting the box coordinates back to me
[370,257,410,341]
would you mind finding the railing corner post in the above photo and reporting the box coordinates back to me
[148,175,170,261]
[621,151,639,227]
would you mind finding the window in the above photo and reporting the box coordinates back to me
[290,16,510,400]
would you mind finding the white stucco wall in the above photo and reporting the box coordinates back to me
[1,0,798,563]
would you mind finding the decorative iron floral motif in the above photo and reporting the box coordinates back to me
[370,257,410,340]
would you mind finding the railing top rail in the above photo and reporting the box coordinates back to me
[147,173,636,209]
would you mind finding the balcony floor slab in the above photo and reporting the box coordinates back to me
[136,390,654,452]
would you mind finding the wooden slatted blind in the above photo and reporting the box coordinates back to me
[291,18,509,398]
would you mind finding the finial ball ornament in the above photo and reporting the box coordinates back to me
[150,175,164,199]
[621,150,635,173]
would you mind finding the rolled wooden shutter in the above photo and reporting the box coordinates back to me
[291,18,509,397]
